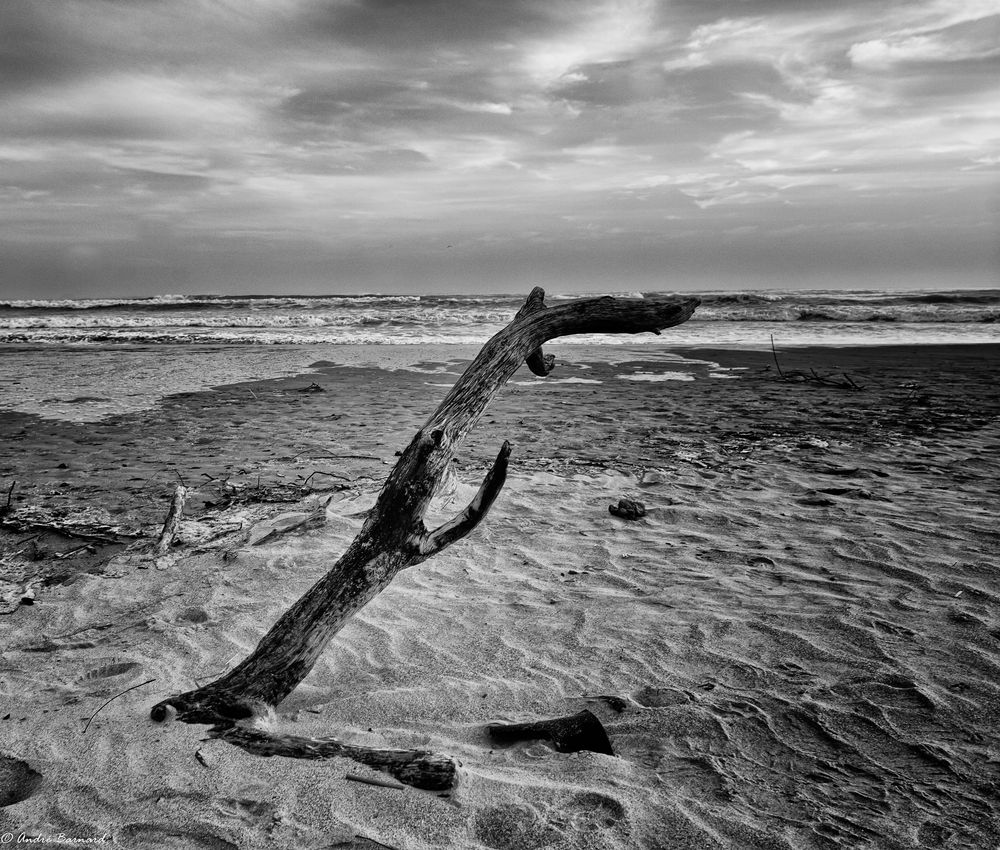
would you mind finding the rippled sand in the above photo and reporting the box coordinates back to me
[1,344,998,848]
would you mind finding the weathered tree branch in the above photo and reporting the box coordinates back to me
[416,440,511,557]
[149,287,698,786]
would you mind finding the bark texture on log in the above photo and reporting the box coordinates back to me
[150,287,697,784]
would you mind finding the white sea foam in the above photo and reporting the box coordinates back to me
[618,371,697,382]
[510,377,604,386]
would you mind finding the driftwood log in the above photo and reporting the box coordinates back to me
[488,709,614,756]
[150,287,698,789]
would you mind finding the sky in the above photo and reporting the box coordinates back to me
[1,0,998,297]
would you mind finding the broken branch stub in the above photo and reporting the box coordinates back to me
[150,287,698,782]
[487,709,614,756]
[155,485,187,556]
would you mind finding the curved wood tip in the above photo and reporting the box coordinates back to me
[645,295,700,334]
[673,296,700,322]
[150,702,177,723]
[516,287,547,320]
[526,348,556,377]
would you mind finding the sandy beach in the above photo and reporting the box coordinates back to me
[2,342,999,849]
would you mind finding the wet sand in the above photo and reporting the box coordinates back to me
[1,343,999,848]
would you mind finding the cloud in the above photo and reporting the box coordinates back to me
[0,0,996,295]
[299,0,566,48]
[849,18,1000,69]
[4,74,259,141]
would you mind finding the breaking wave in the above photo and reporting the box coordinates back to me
[1,289,997,345]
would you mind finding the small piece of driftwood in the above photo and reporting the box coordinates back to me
[155,485,188,556]
[345,772,405,790]
[0,510,139,544]
[609,498,646,520]
[487,708,614,755]
[214,726,456,791]
[1,480,15,521]
[248,504,328,547]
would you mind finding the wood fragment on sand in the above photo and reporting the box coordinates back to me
[1,480,15,520]
[154,485,188,556]
[345,772,405,790]
[487,709,614,756]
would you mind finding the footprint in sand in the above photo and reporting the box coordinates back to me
[213,796,275,827]
[565,791,627,830]
[474,795,626,849]
[631,685,690,708]
[472,804,558,850]
[80,661,143,682]
[117,825,239,850]
[0,755,43,807]
[175,606,211,624]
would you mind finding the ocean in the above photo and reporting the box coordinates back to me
[2,288,998,346]
[1,288,997,422]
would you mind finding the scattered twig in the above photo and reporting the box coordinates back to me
[345,772,405,790]
[83,678,156,733]
[770,335,785,379]
[355,836,400,850]
[299,470,350,489]
[0,538,38,565]
[54,621,117,640]
[249,504,327,546]
[307,454,381,461]
[52,543,94,560]
[769,335,863,390]
[0,517,134,544]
